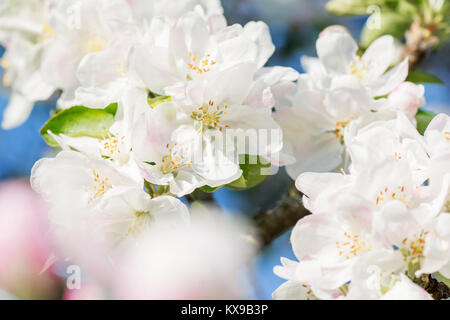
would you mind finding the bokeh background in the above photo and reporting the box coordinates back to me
[0,0,449,299]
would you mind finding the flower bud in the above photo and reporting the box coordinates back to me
[388,81,425,117]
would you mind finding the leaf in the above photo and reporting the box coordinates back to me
[406,71,444,84]
[40,103,118,147]
[147,91,172,108]
[226,155,271,190]
[360,12,411,48]
[415,109,436,135]
[325,0,370,15]
[200,185,222,193]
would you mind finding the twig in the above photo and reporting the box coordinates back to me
[248,183,311,249]
[403,21,440,70]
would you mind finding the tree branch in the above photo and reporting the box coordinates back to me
[248,183,311,249]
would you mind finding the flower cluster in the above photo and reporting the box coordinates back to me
[273,28,450,300]
[0,0,285,296]
[1,0,448,300]
[0,0,291,247]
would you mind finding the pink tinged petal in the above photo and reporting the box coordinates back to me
[388,82,425,117]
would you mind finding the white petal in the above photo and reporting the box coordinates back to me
[316,26,357,75]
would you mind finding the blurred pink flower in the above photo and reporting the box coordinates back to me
[64,283,107,300]
[0,179,60,299]
[113,208,256,300]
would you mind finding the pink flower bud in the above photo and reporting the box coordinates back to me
[388,81,425,117]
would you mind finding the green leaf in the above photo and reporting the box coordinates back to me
[200,185,222,193]
[40,103,118,147]
[406,71,444,84]
[226,155,271,191]
[415,109,436,135]
[436,273,450,288]
[148,90,172,108]
[360,12,411,48]
[326,0,372,15]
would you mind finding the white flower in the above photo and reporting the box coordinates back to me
[30,150,189,246]
[170,67,284,174]
[41,0,137,108]
[345,112,428,175]
[286,113,450,296]
[125,0,224,25]
[131,102,208,197]
[129,10,274,95]
[346,253,432,300]
[305,25,408,97]
[275,75,394,179]
[379,275,432,300]
[388,82,425,118]
[0,0,55,129]
[423,113,450,160]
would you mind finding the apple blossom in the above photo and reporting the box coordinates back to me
[0,0,55,129]
[303,25,408,98]
[388,82,425,118]
[31,150,189,246]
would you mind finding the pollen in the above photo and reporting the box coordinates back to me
[187,52,216,75]
[115,58,127,75]
[99,131,125,158]
[376,185,409,206]
[334,117,354,144]
[79,31,107,53]
[399,233,428,264]
[191,100,230,132]
[89,170,113,201]
[38,22,56,42]
[336,232,370,259]
[160,143,193,175]
[349,56,368,81]
[444,131,450,141]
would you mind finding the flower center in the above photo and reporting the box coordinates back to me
[191,100,230,132]
[115,57,127,75]
[78,30,107,53]
[400,233,427,265]
[128,211,152,236]
[301,283,318,300]
[160,142,192,175]
[334,117,354,144]
[349,56,368,81]
[376,185,409,206]
[38,22,56,42]
[336,232,371,259]
[187,52,216,76]
[89,170,112,201]
[394,152,403,161]
[444,131,450,142]
[99,132,126,159]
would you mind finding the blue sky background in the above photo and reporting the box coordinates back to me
[0,0,448,299]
